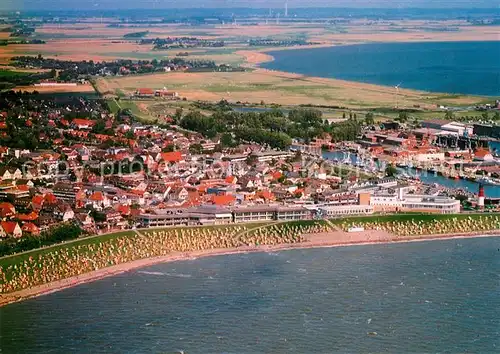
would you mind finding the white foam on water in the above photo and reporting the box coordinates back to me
[165,273,192,278]
[138,271,165,276]
[137,271,191,278]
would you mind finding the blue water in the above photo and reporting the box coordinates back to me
[2,237,500,353]
[262,41,500,96]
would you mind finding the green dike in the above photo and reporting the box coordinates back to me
[0,231,136,269]
[0,223,269,270]
[329,213,498,225]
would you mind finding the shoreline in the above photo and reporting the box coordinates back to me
[239,43,497,101]
[1,229,499,308]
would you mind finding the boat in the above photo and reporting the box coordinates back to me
[476,177,500,186]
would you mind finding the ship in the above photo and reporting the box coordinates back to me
[476,176,500,186]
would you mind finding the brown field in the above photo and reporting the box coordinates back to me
[2,19,497,110]
[15,83,96,93]
[0,65,51,73]
[0,20,497,64]
[36,23,220,40]
[95,67,484,109]
[235,50,274,65]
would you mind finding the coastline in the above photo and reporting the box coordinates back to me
[1,229,499,308]
[233,48,488,108]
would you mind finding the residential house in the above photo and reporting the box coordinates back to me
[0,221,22,238]
[88,191,111,210]
[21,222,40,236]
[0,167,22,180]
[54,203,75,222]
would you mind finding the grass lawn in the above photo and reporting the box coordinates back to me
[0,223,273,270]
[106,98,121,114]
[0,231,136,269]
[0,69,30,79]
[330,213,499,225]
[111,99,156,121]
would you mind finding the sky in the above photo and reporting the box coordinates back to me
[1,0,498,11]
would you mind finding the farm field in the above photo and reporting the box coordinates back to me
[15,83,96,93]
[95,67,487,109]
[0,19,498,64]
[0,19,497,111]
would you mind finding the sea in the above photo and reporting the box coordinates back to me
[261,41,500,96]
[1,237,500,353]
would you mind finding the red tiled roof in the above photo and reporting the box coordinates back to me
[272,171,283,180]
[258,190,274,200]
[475,149,491,158]
[116,205,131,216]
[16,211,38,221]
[73,118,96,127]
[1,221,19,235]
[0,202,15,212]
[211,194,236,206]
[161,151,183,163]
[44,193,58,204]
[32,195,44,206]
[17,185,30,192]
[137,88,155,95]
[22,222,39,234]
[90,191,104,201]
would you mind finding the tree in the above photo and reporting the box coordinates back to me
[494,111,500,121]
[365,112,375,125]
[92,120,106,134]
[246,154,258,166]
[445,110,455,120]
[174,108,183,122]
[220,133,234,147]
[385,164,398,177]
[482,111,490,121]
[396,112,408,123]
[164,144,175,152]
[189,143,203,154]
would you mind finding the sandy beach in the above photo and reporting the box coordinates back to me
[1,229,499,308]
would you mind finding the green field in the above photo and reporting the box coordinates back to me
[330,213,499,226]
[0,223,272,270]
[0,231,135,269]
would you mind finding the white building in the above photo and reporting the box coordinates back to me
[319,204,374,217]
[370,193,460,214]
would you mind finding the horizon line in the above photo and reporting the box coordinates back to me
[2,7,500,12]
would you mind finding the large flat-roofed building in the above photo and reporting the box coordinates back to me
[254,151,294,162]
[189,206,233,225]
[370,194,460,214]
[232,205,275,223]
[319,204,374,217]
[275,206,312,221]
[138,208,192,228]
[138,206,232,227]
[474,124,500,139]
[401,195,460,214]
[232,205,311,223]
[52,183,78,203]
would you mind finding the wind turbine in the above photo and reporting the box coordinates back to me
[394,82,402,109]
